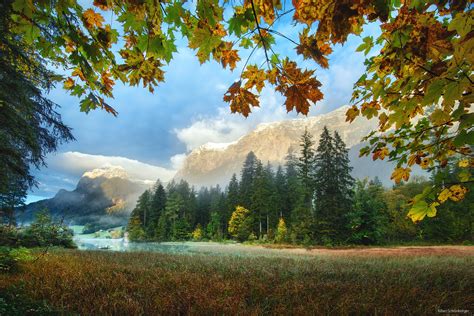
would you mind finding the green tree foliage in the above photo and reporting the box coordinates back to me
[348,178,386,245]
[296,129,316,208]
[0,1,74,220]
[127,146,472,245]
[240,152,258,209]
[127,214,145,241]
[312,127,354,243]
[0,209,75,248]
[2,0,470,222]
[228,206,253,242]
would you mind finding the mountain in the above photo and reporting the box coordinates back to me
[19,166,151,228]
[174,106,412,187]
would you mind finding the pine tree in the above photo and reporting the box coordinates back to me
[148,181,167,237]
[333,131,355,211]
[284,150,301,220]
[296,129,316,209]
[313,127,354,243]
[240,151,259,209]
[225,174,240,234]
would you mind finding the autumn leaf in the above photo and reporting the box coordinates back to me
[223,81,259,117]
[448,185,468,202]
[83,9,104,29]
[345,106,360,123]
[458,159,469,168]
[390,167,411,184]
[242,65,266,93]
[372,147,389,160]
[220,47,240,70]
[93,0,110,10]
[275,60,323,115]
[101,72,115,95]
[437,188,452,203]
[72,68,86,81]
[63,77,75,89]
[407,200,439,223]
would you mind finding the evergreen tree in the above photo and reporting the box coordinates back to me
[296,129,316,208]
[313,126,352,243]
[225,174,240,234]
[206,212,222,240]
[148,181,167,237]
[348,178,386,244]
[284,150,302,220]
[333,131,355,211]
[240,152,259,209]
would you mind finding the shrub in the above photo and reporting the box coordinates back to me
[0,247,33,273]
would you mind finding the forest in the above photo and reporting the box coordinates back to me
[127,126,473,245]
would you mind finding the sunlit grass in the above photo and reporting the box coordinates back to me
[0,249,472,314]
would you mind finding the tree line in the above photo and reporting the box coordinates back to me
[127,126,473,245]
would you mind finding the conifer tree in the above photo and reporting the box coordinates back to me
[333,131,355,211]
[149,181,167,237]
[296,129,316,209]
[240,152,259,209]
[348,178,386,244]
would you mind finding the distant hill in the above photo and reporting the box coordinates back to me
[174,106,417,187]
[19,166,151,228]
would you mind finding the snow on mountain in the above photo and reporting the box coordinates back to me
[174,105,400,188]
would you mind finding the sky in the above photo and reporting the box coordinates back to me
[27,11,380,203]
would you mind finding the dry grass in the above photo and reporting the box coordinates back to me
[1,248,473,315]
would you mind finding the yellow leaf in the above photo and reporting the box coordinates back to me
[458,159,469,168]
[63,77,75,89]
[83,9,104,29]
[427,202,439,217]
[390,167,411,184]
[449,185,468,202]
[345,106,359,123]
[372,147,389,160]
[438,188,452,203]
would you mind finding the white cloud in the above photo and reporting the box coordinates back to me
[174,88,294,151]
[49,151,176,182]
[170,153,187,170]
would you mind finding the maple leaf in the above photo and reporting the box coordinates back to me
[72,68,86,81]
[242,65,266,93]
[101,72,115,95]
[63,77,75,90]
[448,185,468,202]
[372,147,389,160]
[93,0,110,10]
[220,45,240,70]
[345,105,360,123]
[83,9,104,29]
[275,60,323,115]
[390,167,411,184]
[296,30,331,68]
[223,81,259,117]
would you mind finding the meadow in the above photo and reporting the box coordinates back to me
[0,246,473,315]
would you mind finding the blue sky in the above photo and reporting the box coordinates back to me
[27,11,380,203]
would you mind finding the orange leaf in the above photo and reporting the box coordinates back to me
[83,9,104,28]
[223,81,259,117]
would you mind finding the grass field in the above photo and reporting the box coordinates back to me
[0,247,473,315]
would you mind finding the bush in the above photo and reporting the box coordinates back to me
[0,247,33,273]
[20,211,75,248]
[0,210,76,249]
